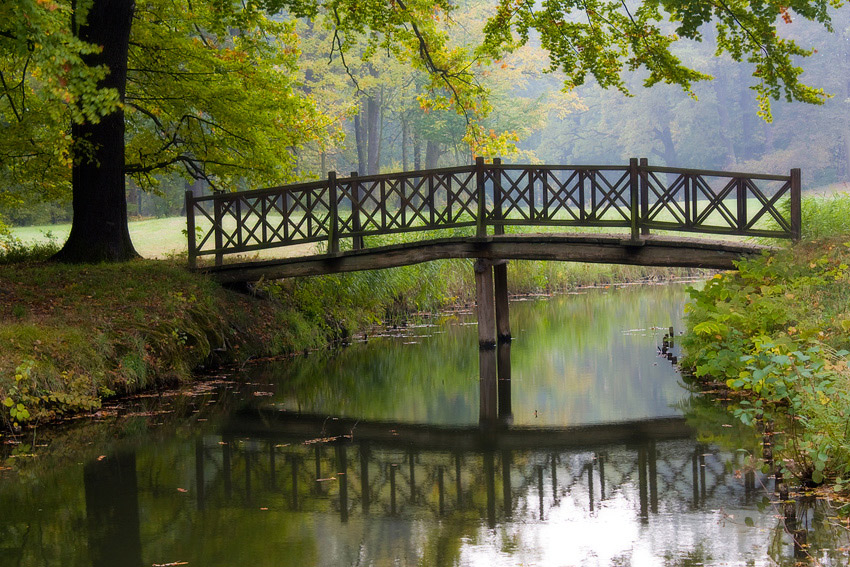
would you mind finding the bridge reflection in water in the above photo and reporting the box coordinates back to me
[198,344,761,530]
[198,429,761,529]
[75,342,841,566]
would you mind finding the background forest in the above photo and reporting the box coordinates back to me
[3,0,849,227]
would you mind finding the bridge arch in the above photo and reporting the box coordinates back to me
[185,158,800,345]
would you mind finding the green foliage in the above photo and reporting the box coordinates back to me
[682,236,850,487]
[1,359,100,429]
[481,0,835,120]
[0,230,61,264]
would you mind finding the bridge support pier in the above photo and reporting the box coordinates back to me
[475,259,511,348]
[494,261,511,342]
[474,259,497,348]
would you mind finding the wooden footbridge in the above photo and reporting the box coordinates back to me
[186,158,801,346]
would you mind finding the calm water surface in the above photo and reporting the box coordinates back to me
[1,284,847,567]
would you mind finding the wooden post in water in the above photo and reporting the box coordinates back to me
[360,443,370,514]
[493,260,511,342]
[484,451,497,528]
[497,341,512,422]
[474,259,497,348]
[479,347,498,425]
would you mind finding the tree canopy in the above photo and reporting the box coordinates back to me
[0,0,844,261]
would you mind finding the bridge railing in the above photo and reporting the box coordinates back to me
[185,158,801,267]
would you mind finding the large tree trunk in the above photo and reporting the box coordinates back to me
[53,0,138,263]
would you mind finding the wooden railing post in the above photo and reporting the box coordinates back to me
[737,177,747,233]
[639,158,650,236]
[493,157,504,236]
[790,168,802,242]
[213,194,223,266]
[328,171,340,255]
[350,171,364,250]
[629,158,640,241]
[185,190,197,269]
[476,156,487,237]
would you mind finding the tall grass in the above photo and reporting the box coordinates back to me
[799,193,850,240]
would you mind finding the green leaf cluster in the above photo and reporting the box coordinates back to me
[1,359,100,429]
[480,0,838,120]
[682,230,850,487]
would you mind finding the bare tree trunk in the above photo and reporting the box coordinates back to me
[366,91,381,175]
[354,104,366,175]
[413,135,421,171]
[401,117,409,172]
[425,140,440,169]
[53,0,138,262]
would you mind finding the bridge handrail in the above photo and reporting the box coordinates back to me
[185,158,801,268]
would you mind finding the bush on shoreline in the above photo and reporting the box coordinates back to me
[682,194,850,489]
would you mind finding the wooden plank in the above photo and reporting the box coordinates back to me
[205,233,773,282]
[645,164,791,181]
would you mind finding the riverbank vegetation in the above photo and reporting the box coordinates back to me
[682,193,850,490]
[0,225,695,431]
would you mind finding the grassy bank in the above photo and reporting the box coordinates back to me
[681,193,850,490]
[0,226,696,431]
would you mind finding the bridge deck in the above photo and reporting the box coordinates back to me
[206,232,771,283]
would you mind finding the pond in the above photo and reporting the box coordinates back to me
[1,283,847,566]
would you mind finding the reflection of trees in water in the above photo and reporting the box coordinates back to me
[84,451,142,567]
[249,285,689,426]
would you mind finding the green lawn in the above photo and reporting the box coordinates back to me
[11,217,189,259]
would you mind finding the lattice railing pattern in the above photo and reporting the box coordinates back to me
[194,437,762,521]
[185,158,801,267]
